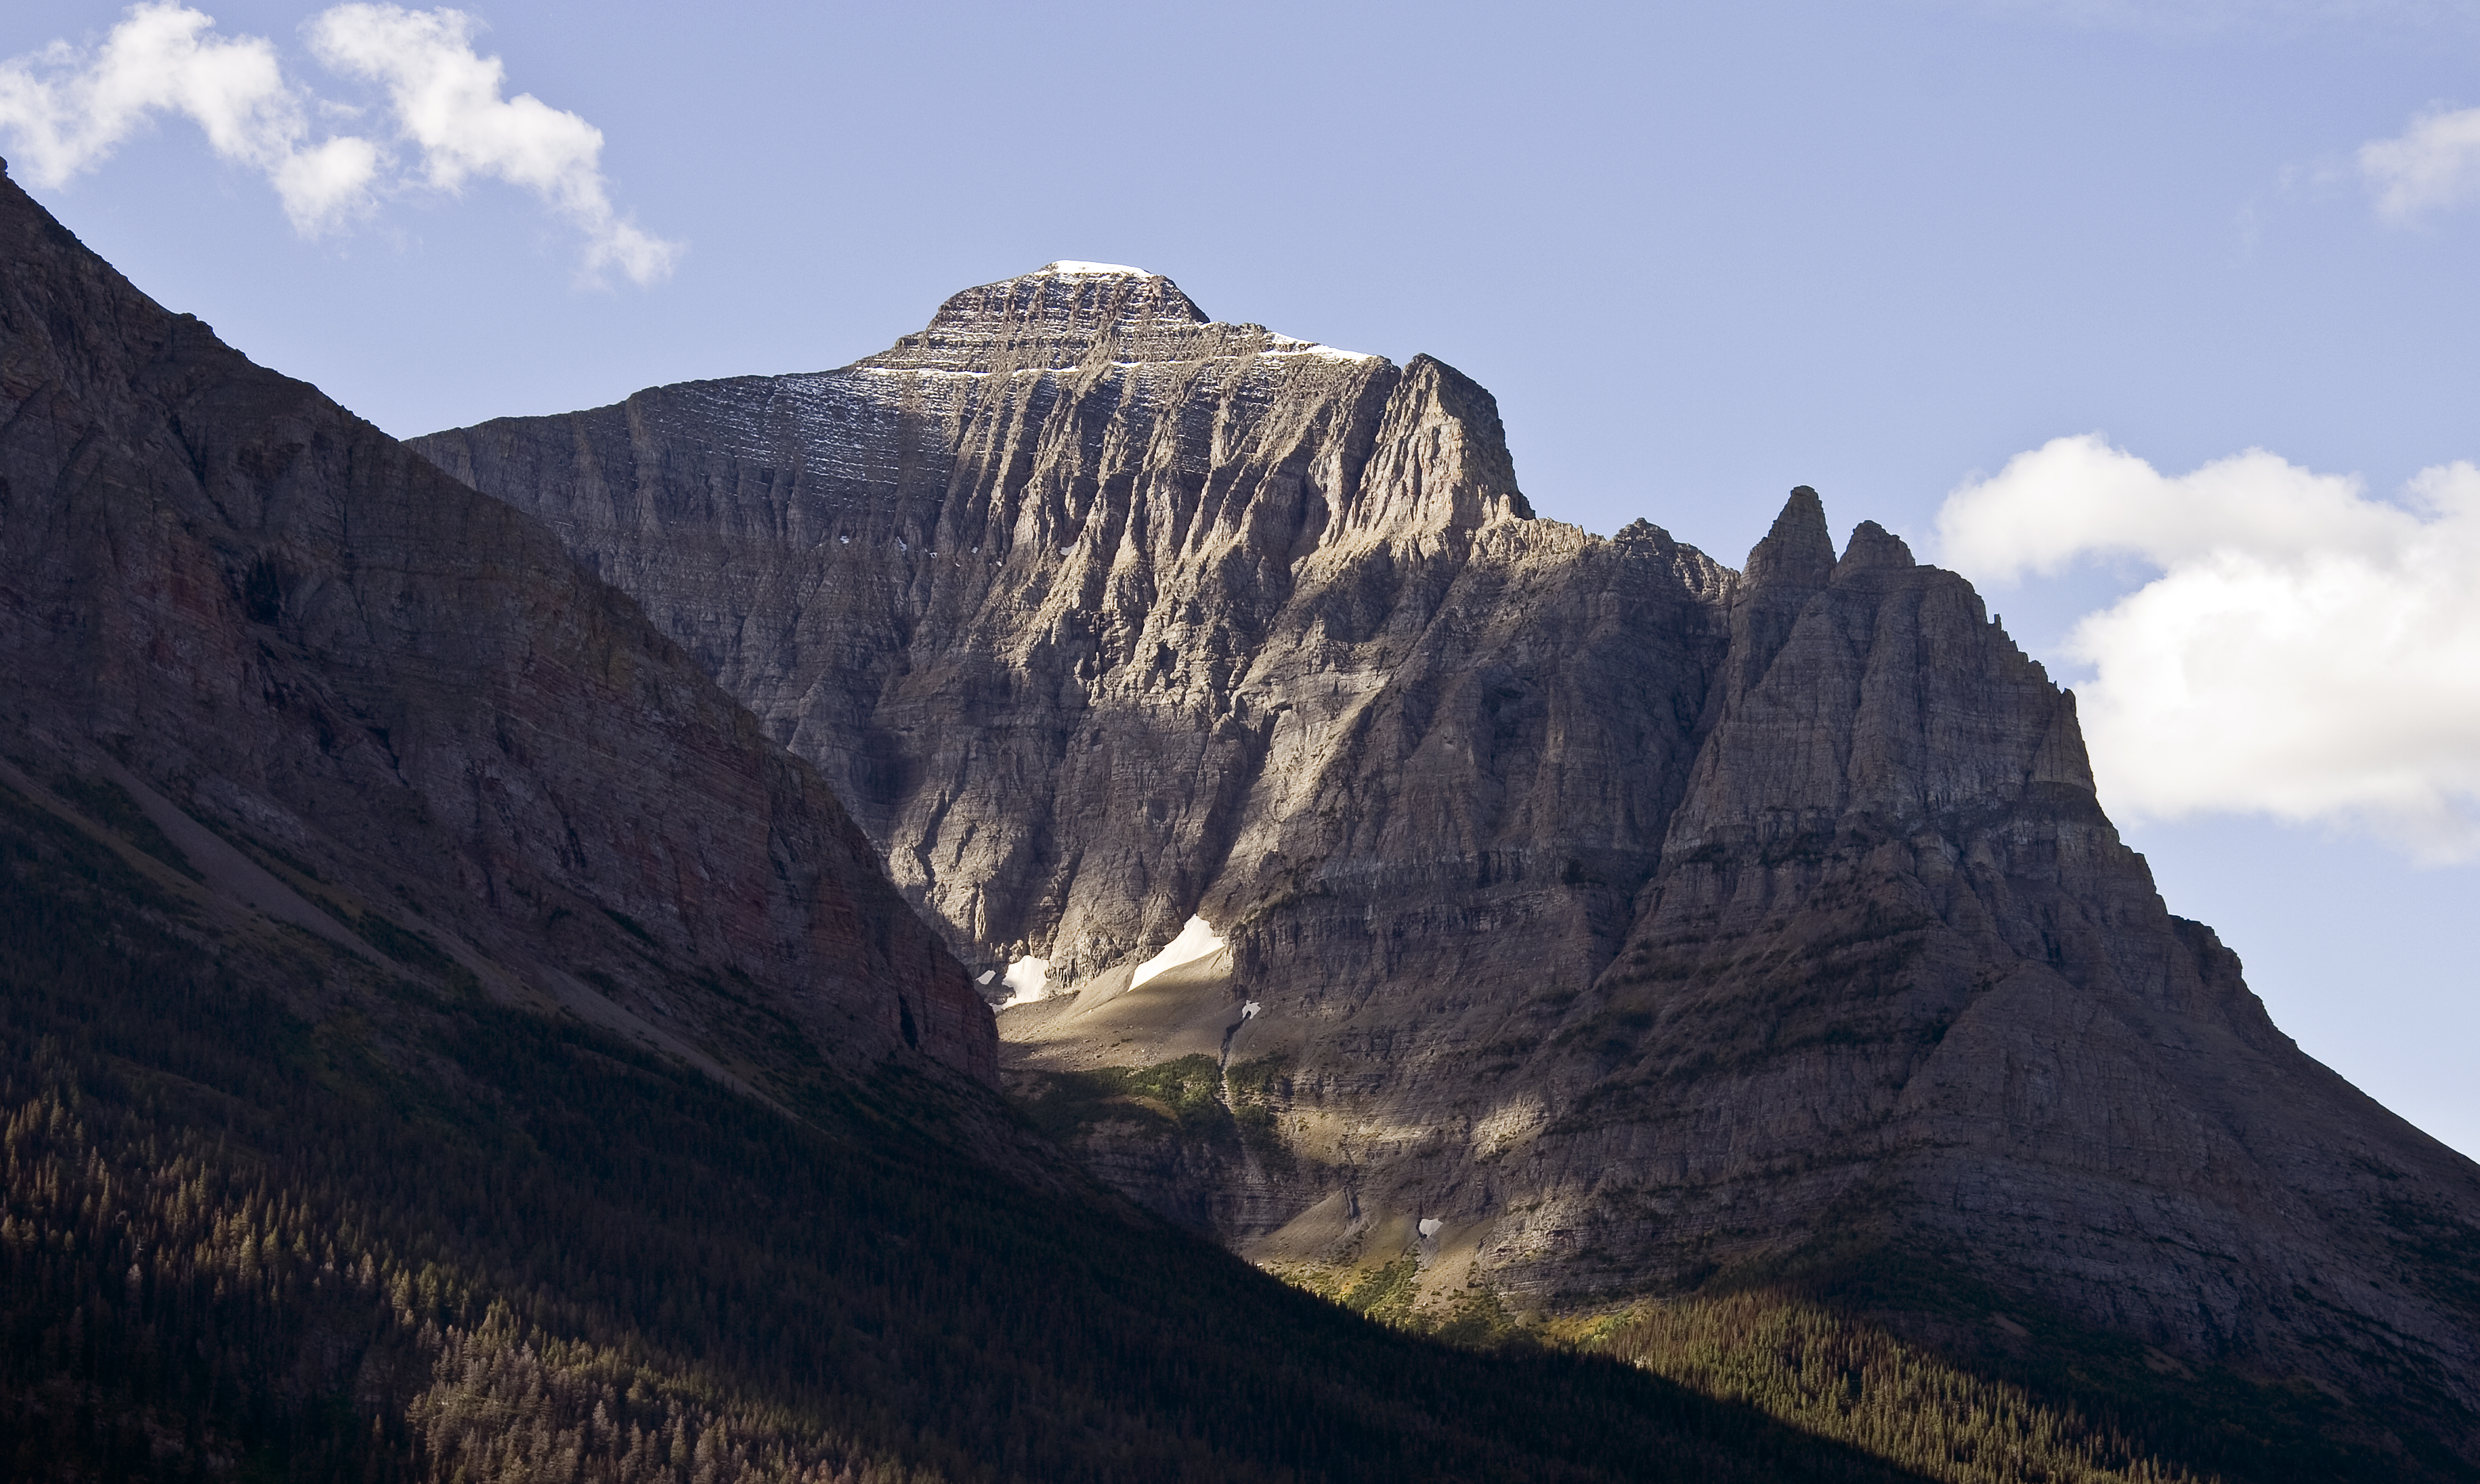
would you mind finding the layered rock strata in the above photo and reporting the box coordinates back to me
[415,263,2480,1440]
[0,162,995,1089]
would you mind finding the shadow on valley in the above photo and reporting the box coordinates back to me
[0,770,1931,1483]
[1589,1257,2477,1484]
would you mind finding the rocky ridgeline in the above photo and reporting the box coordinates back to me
[415,263,2480,1442]
[0,167,995,1090]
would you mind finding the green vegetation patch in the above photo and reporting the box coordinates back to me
[1342,1254,1420,1326]
[1021,1053,1231,1141]
[1632,1237,2479,1484]
[0,776,186,921]
[1019,1053,1302,1161]
[1432,1286,1528,1349]
[44,771,199,881]
[1603,1291,2210,1484]
[335,907,483,999]
[1224,1053,1294,1149]
[1276,1263,1533,1353]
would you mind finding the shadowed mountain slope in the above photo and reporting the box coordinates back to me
[2,762,1950,1484]
[419,263,2480,1475]
[0,165,993,1089]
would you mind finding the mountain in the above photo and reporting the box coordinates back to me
[0,164,1954,1483]
[0,167,995,1089]
[416,261,2480,1475]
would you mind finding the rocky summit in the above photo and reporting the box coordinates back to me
[416,263,2480,1458]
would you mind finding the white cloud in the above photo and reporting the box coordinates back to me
[306,4,679,284]
[2359,104,2480,222]
[272,132,382,226]
[0,4,677,281]
[0,1,377,232]
[1937,435,2480,862]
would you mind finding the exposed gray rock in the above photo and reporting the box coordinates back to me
[414,263,2480,1447]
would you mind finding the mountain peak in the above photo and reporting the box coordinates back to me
[1835,518,1916,574]
[1743,484,1837,590]
[892,261,1210,359]
[1338,353,1533,538]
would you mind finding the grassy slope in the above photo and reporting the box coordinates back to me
[0,769,1936,1484]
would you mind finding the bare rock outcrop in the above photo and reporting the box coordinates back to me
[0,162,994,1088]
[1482,496,2473,1412]
[415,263,2480,1449]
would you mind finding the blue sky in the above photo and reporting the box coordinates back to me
[5,0,2475,1155]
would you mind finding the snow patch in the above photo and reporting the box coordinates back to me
[1268,341,1378,364]
[1241,1001,1261,1020]
[998,957,1050,1009]
[1418,1218,1442,1240]
[1130,915,1225,990]
[975,969,996,986]
[1040,260,1151,277]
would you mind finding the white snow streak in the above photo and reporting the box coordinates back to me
[1040,260,1150,276]
[1130,915,1225,990]
[997,956,1050,1009]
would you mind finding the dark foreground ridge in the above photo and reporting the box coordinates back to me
[0,772,1929,1482]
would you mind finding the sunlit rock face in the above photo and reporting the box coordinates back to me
[414,265,2480,1437]
[412,262,1652,995]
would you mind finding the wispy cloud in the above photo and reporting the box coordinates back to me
[1938,435,2480,862]
[2359,104,2480,222]
[307,4,677,284]
[0,3,676,283]
[1962,0,2476,37]
[0,2,377,231]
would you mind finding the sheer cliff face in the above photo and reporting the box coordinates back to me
[1497,504,2477,1406]
[0,167,995,1087]
[415,265,2480,1428]
[413,263,1692,998]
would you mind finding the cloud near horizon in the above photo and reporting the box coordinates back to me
[1973,0,2480,41]
[2359,102,2480,221]
[0,2,376,231]
[307,4,677,285]
[1937,435,2480,863]
[0,2,676,284]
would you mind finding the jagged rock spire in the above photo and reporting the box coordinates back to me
[1835,519,1917,575]
[1745,485,1837,591]
[1713,485,1838,713]
[1337,354,1534,540]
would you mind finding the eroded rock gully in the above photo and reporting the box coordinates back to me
[416,262,2480,1435]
